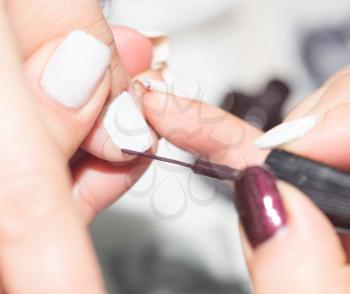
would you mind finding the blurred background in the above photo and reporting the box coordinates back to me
[92,0,350,293]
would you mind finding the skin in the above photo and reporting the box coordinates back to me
[141,70,350,293]
[0,0,156,292]
[2,0,350,293]
[9,0,156,163]
[7,0,158,224]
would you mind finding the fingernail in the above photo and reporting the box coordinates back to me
[139,30,169,66]
[152,61,168,73]
[137,78,170,93]
[41,30,111,108]
[254,115,320,150]
[99,0,112,17]
[235,166,287,247]
[103,91,153,152]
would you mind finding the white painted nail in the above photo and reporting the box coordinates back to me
[152,61,168,73]
[99,0,112,18]
[137,78,170,93]
[103,91,153,152]
[139,30,169,66]
[41,30,111,108]
[254,115,320,149]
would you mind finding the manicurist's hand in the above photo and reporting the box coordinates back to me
[140,67,350,293]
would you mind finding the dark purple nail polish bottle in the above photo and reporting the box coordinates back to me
[235,166,287,247]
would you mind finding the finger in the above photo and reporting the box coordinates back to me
[25,26,154,161]
[286,65,350,121]
[285,104,350,169]
[82,25,156,161]
[17,0,155,162]
[285,88,325,121]
[110,25,153,76]
[253,73,350,259]
[0,7,104,293]
[235,166,349,294]
[271,104,350,258]
[254,81,350,169]
[254,64,350,155]
[141,87,267,169]
[254,65,350,152]
[25,31,112,159]
[8,0,109,58]
[71,71,162,223]
[303,73,350,117]
[72,131,158,223]
[16,0,156,161]
[82,27,155,162]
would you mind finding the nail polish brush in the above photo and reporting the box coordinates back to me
[122,149,240,181]
[122,149,350,232]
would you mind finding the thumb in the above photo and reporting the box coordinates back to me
[236,166,350,294]
[25,30,112,159]
[25,27,154,161]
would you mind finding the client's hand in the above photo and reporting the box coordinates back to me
[5,0,160,223]
[0,1,161,292]
[0,2,112,292]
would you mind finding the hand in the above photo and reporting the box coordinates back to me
[5,0,161,223]
[0,2,108,292]
[141,68,350,293]
[0,1,158,292]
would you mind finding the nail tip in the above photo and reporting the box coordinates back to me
[137,30,167,38]
[253,140,270,150]
[136,78,169,93]
[136,30,170,65]
[254,115,320,150]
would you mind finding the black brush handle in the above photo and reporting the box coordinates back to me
[265,150,350,231]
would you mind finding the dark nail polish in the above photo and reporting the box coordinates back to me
[235,166,287,247]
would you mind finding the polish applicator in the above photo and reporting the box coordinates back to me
[122,149,240,181]
[122,149,350,232]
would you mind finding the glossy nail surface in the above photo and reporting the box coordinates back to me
[235,166,287,247]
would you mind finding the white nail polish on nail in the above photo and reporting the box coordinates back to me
[138,78,170,93]
[41,30,111,108]
[103,91,153,152]
[139,30,169,65]
[254,115,320,149]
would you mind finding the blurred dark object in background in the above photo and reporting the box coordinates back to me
[92,211,250,294]
[106,242,248,294]
[221,80,290,131]
[302,23,350,86]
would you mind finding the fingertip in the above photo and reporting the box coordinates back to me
[277,182,344,261]
[241,180,346,294]
[110,25,153,76]
[25,33,112,158]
